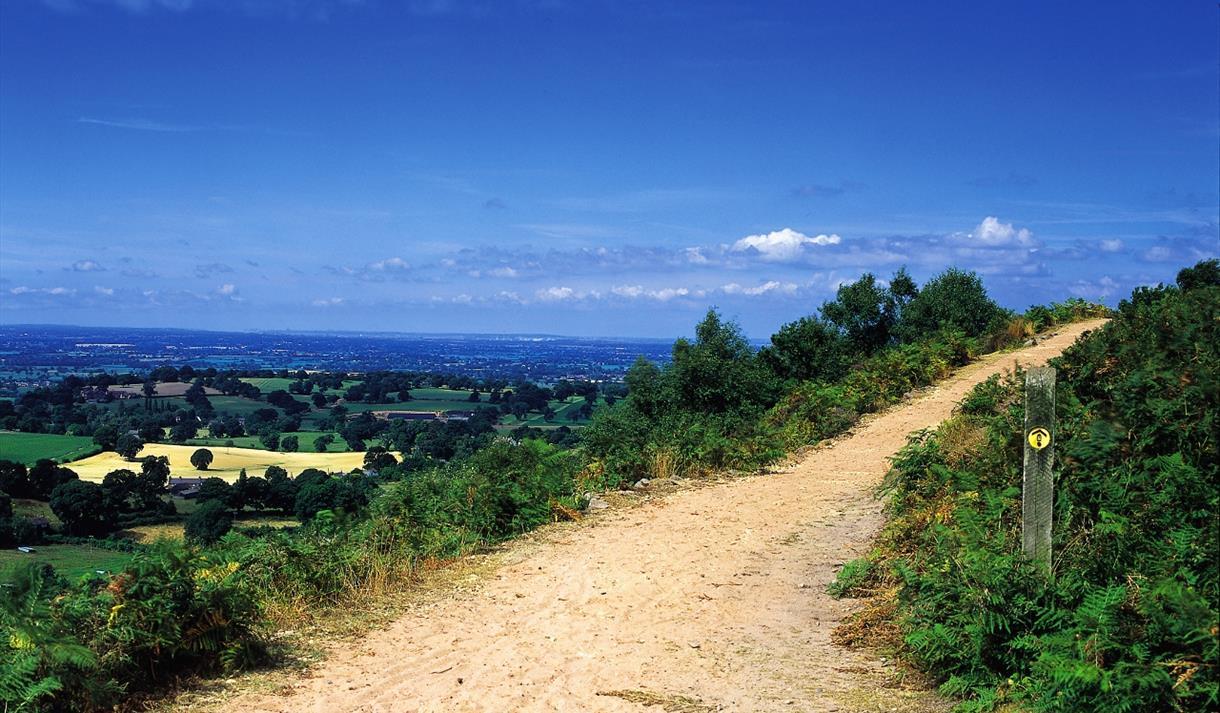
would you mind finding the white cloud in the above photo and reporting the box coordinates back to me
[535,286,576,302]
[488,266,519,278]
[72,260,105,272]
[93,286,114,296]
[720,280,799,297]
[217,283,237,295]
[967,216,1036,247]
[611,285,691,301]
[9,286,75,296]
[369,257,411,272]
[312,297,344,307]
[1068,276,1120,299]
[684,247,710,265]
[1099,239,1125,253]
[731,228,841,262]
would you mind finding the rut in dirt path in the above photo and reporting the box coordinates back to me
[219,320,1105,713]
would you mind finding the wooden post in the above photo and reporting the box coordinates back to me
[1022,367,1056,574]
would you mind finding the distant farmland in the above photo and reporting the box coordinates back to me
[68,443,377,482]
[0,431,101,466]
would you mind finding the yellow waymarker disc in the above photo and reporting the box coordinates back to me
[1027,427,1052,450]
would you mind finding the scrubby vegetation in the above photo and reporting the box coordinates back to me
[0,265,1114,711]
[832,260,1218,712]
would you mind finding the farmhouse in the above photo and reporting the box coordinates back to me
[169,476,205,498]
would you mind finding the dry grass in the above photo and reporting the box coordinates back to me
[832,591,903,651]
[935,416,990,471]
[649,447,680,480]
[69,443,381,482]
[597,689,718,712]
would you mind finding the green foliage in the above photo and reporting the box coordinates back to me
[828,557,876,599]
[759,315,849,383]
[820,271,901,353]
[185,499,233,545]
[871,268,1219,712]
[190,447,214,470]
[49,480,116,537]
[115,433,143,460]
[895,268,1003,343]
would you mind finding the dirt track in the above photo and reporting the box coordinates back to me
[225,320,1105,713]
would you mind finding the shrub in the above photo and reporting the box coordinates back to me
[184,499,233,545]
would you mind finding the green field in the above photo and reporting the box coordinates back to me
[499,396,603,428]
[0,431,101,466]
[238,377,297,392]
[240,377,361,397]
[187,430,350,452]
[0,544,133,581]
[12,498,60,525]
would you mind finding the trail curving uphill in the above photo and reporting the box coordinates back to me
[223,320,1105,713]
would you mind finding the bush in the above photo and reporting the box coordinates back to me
[896,268,1003,342]
[185,499,233,545]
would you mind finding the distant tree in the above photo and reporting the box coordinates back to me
[280,435,299,452]
[50,480,116,536]
[91,424,119,451]
[313,434,335,452]
[294,478,339,521]
[363,446,398,471]
[398,389,412,402]
[0,491,13,548]
[264,466,297,513]
[137,418,164,443]
[184,499,232,545]
[101,468,139,510]
[191,448,214,471]
[259,431,281,451]
[116,433,143,460]
[311,392,327,408]
[27,460,79,501]
[170,420,199,443]
[543,407,556,422]
[141,379,158,411]
[236,474,269,510]
[467,389,481,402]
[0,461,28,499]
[196,477,234,508]
[137,456,171,506]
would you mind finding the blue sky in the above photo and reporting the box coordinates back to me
[1,0,1216,337]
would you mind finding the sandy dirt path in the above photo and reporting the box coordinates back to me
[226,320,1105,713]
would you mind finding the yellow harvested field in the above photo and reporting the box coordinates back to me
[69,443,375,482]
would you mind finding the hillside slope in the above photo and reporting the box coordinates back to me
[210,320,1106,713]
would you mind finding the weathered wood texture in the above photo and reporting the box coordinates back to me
[1022,366,1056,574]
